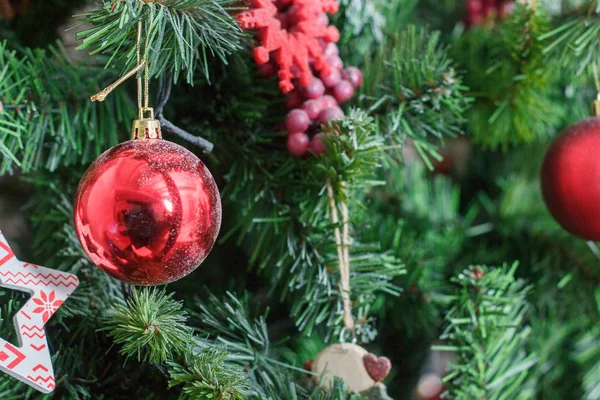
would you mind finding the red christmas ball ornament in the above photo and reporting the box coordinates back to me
[74,132,222,285]
[541,117,600,241]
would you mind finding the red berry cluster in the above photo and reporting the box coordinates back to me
[237,0,362,157]
[284,55,362,156]
[465,0,513,27]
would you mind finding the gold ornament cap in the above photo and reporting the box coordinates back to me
[131,107,162,140]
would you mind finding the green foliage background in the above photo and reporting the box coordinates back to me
[1,0,600,399]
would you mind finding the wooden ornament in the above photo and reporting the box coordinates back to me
[311,343,376,392]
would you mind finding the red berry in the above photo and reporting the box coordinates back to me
[321,69,342,88]
[317,12,329,26]
[323,43,339,58]
[302,100,322,120]
[333,80,355,103]
[310,133,326,155]
[342,67,363,88]
[287,133,310,157]
[285,91,302,109]
[303,78,326,99]
[328,55,344,70]
[285,109,310,134]
[466,0,483,13]
[303,359,313,371]
[319,95,337,109]
[319,106,344,124]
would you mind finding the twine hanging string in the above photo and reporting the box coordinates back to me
[326,180,354,332]
[593,61,600,98]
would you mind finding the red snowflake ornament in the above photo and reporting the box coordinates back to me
[237,0,340,93]
[238,0,363,157]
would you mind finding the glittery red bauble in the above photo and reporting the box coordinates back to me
[74,139,221,285]
[541,117,600,241]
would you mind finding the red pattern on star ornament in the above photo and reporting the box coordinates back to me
[237,0,340,93]
[32,291,64,324]
[0,229,79,393]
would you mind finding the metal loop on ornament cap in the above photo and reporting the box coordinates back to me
[131,107,162,140]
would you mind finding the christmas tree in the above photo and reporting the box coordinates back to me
[1,0,600,398]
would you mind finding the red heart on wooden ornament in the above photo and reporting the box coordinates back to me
[363,353,391,382]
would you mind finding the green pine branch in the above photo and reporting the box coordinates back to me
[362,25,471,168]
[192,292,367,400]
[75,0,243,84]
[453,3,563,149]
[573,289,600,400]
[216,109,404,341]
[102,288,194,363]
[0,41,134,175]
[541,0,600,76]
[193,292,273,371]
[334,0,392,66]
[435,263,537,400]
[168,346,249,399]
[103,288,250,399]
[362,161,479,341]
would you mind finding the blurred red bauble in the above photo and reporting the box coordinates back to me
[541,117,600,241]
[416,373,443,400]
[74,139,222,285]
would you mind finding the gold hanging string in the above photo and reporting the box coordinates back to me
[592,62,600,116]
[143,17,151,110]
[91,61,146,102]
[327,180,355,332]
[136,20,143,111]
[91,15,153,111]
[137,14,154,118]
